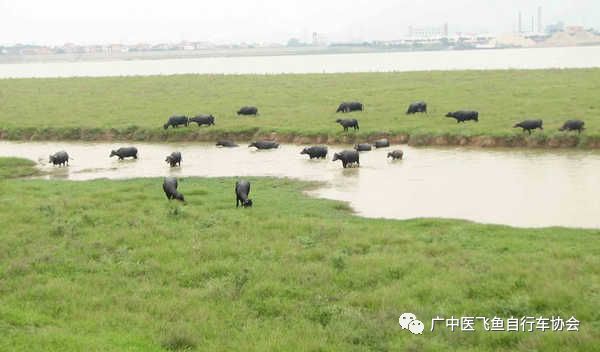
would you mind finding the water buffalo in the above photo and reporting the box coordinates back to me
[235,180,253,207]
[300,146,328,159]
[333,150,360,168]
[163,115,189,129]
[336,118,359,131]
[110,147,138,160]
[237,106,259,116]
[165,151,182,167]
[354,143,372,152]
[387,150,404,160]
[216,139,239,147]
[336,101,364,113]
[374,138,390,148]
[559,119,585,134]
[163,177,185,202]
[446,110,479,123]
[406,101,427,114]
[49,151,69,167]
[514,119,543,135]
[249,140,279,150]
[189,114,215,126]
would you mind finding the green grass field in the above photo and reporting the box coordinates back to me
[1,69,600,146]
[1,158,598,351]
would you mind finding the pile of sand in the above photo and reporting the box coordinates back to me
[544,30,600,46]
[492,34,536,48]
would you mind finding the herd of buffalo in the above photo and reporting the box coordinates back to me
[47,101,587,206]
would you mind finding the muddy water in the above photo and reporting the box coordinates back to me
[2,141,600,229]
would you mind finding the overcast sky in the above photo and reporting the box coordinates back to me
[0,0,598,45]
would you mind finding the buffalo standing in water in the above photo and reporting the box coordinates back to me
[406,101,427,114]
[249,141,279,150]
[163,115,189,129]
[163,177,185,202]
[374,138,390,148]
[235,180,253,207]
[354,143,372,152]
[446,110,479,123]
[387,150,404,160]
[216,140,238,147]
[336,101,364,113]
[300,146,328,159]
[336,118,359,131]
[332,150,360,168]
[110,147,138,160]
[165,151,182,167]
[514,119,543,135]
[189,114,215,126]
[237,106,259,116]
[559,119,585,134]
[49,151,70,167]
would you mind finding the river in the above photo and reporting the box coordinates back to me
[1,46,600,78]
[2,140,599,229]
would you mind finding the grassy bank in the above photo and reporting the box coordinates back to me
[0,158,598,351]
[1,69,600,147]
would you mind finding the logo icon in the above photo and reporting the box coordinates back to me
[399,312,424,335]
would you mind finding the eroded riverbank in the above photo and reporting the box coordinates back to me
[1,128,599,149]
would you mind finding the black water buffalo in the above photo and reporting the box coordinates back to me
[514,119,543,135]
[406,101,427,114]
[446,110,479,123]
[189,114,215,126]
[374,138,390,148]
[387,150,404,160]
[559,119,585,134]
[110,147,138,160]
[235,180,253,207]
[336,118,359,131]
[354,143,372,151]
[332,150,360,168]
[237,106,259,116]
[49,151,69,167]
[163,115,189,129]
[165,151,182,167]
[216,139,239,147]
[336,101,364,113]
[249,140,279,150]
[300,146,328,159]
[163,177,185,202]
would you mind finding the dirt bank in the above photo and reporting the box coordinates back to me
[1,127,598,148]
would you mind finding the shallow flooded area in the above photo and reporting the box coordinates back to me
[2,140,600,228]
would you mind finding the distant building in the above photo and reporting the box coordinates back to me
[311,32,328,46]
[408,24,448,38]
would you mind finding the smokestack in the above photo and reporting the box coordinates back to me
[531,16,535,33]
[537,6,543,33]
[518,12,522,33]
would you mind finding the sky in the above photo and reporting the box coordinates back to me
[0,0,598,45]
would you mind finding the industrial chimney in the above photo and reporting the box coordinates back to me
[518,12,522,33]
[537,6,543,33]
